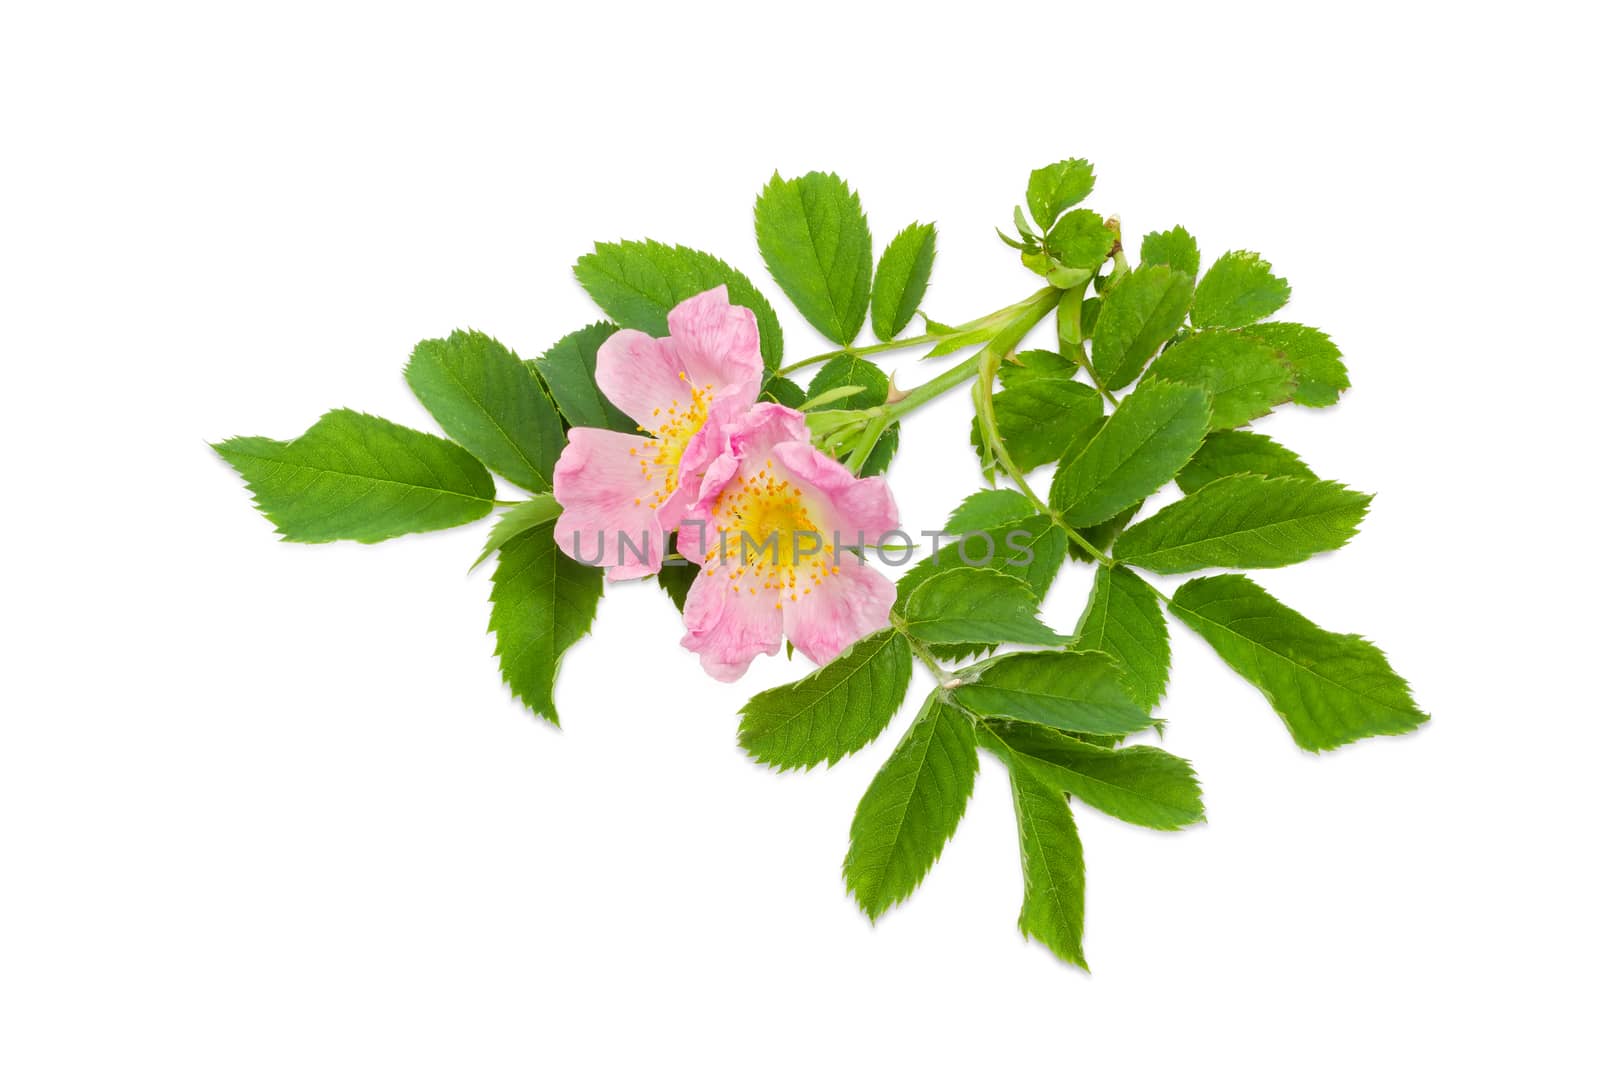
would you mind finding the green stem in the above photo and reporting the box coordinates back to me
[778,331,950,376]
[1086,369,1121,408]
[962,290,1125,569]
[775,288,1058,377]
[883,287,1063,422]
[891,615,956,684]
[883,355,983,417]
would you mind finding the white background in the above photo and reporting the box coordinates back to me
[3,2,1596,1083]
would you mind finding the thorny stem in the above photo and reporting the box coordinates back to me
[881,287,1061,422]
[961,287,1124,569]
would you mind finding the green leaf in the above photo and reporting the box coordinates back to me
[972,373,1103,473]
[1248,322,1349,407]
[656,555,698,612]
[896,513,1066,610]
[1072,566,1171,711]
[754,171,873,345]
[530,322,633,432]
[1143,330,1295,430]
[1116,476,1371,573]
[1177,430,1317,494]
[1026,159,1096,230]
[981,722,1203,830]
[1002,349,1078,383]
[1068,501,1140,564]
[871,222,937,340]
[1139,226,1200,276]
[943,489,1035,535]
[1044,208,1115,270]
[844,694,978,920]
[1005,760,1088,969]
[1169,575,1428,751]
[857,424,900,478]
[573,240,783,370]
[807,355,899,476]
[1089,264,1196,390]
[1192,250,1290,328]
[471,494,562,570]
[1080,295,1102,340]
[405,330,563,493]
[954,651,1160,737]
[998,517,1071,600]
[738,629,913,769]
[902,567,1065,647]
[214,409,495,544]
[809,354,889,407]
[761,374,808,409]
[488,522,603,725]
[1048,379,1212,527]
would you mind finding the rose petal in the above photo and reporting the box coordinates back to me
[680,564,785,681]
[551,427,672,579]
[594,328,689,427]
[783,559,896,667]
[772,440,899,541]
[666,285,764,391]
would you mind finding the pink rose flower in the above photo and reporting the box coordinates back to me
[551,286,765,579]
[677,403,899,681]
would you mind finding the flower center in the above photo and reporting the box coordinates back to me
[631,376,713,510]
[706,461,839,609]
